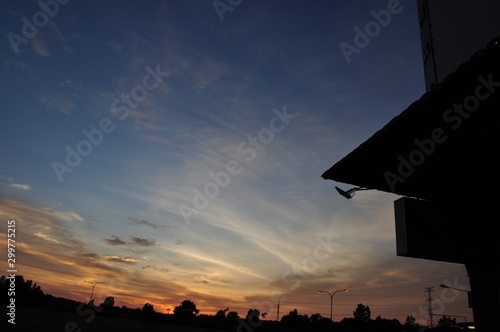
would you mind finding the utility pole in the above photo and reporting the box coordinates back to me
[276,301,280,321]
[425,287,434,328]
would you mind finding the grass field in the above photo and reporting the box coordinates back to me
[1,307,226,332]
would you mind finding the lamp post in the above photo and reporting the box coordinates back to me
[317,289,348,321]
[440,284,473,308]
[439,284,467,293]
[84,280,105,301]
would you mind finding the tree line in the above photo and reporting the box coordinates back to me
[0,275,465,331]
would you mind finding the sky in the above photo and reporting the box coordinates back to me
[0,0,472,325]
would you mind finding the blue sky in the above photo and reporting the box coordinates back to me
[1,0,472,324]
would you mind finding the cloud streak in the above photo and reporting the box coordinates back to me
[130,236,156,247]
[105,235,157,247]
[129,217,168,230]
[105,235,127,246]
[8,183,32,191]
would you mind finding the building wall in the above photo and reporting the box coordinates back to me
[417,0,500,91]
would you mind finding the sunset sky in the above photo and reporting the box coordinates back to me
[1,0,472,325]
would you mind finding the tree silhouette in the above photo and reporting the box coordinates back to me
[437,315,457,329]
[374,315,403,331]
[310,313,323,323]
[101,296,115,314]
[280,309,310,329]
[353,303,371,322]
[1,275,44,300]
[215,307,228,322]
[173,300,199,320]
[226,311,240,323]
[405,315,416,325]
[246,308,260,325]
[404,315,421,330]
[104,296,115,306]
[142,303,156,328]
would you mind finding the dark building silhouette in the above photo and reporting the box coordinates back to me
[322,1,500,330]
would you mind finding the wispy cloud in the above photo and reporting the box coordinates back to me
[130,236,156,247]
[105,256,137,265]
[80,253,100,259]
[47,20,74,53]
[34,232,65,245]
[105,234,157,247]
[142,265,170,273]
[129,218,168,230]
[32,37,50,57]
[8,183,32,191]
[143,135,172,145]
[39,91,75,115]
[105,235,127,246]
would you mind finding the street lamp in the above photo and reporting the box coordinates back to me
[317,289,348,321]
[84,280,105,301]
[440,284,473,308]
[335,186,369,199]
[439,284,467,293]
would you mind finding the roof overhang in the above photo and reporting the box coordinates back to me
[322,38,500,203]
